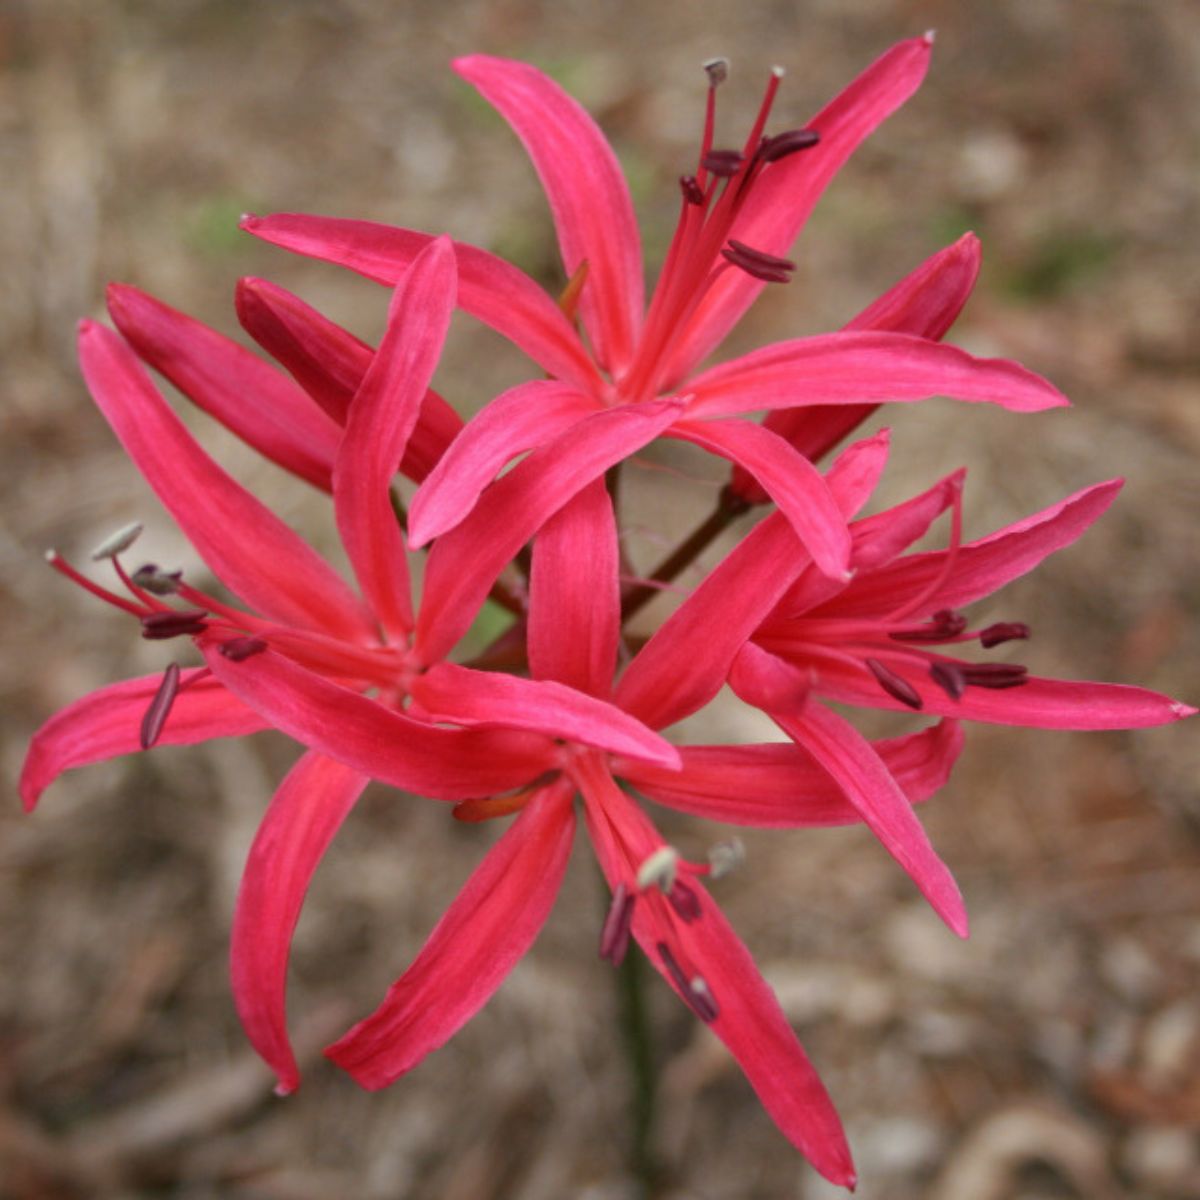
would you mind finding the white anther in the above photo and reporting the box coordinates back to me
[707,837,745,879]
[702,57,729,87]
[636,845,680,893]
[91,521,144,561]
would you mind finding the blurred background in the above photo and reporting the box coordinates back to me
[2,1,1198,1197]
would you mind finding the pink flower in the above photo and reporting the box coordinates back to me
[239,37,1068,623]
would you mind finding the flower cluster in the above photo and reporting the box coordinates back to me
[22,36,1192,1188]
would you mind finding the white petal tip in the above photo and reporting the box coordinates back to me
[923,29,937,45]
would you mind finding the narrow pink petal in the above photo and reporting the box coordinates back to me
[822,428,893,519]
[731,233,982,496]
[686,330,1069,419]
[454,55,643,376]
[411,662,678,768]
[334,236,455,637]
[666,35,934,384]
[729,644,968,937]
[823,479,1123,619]
[408,381,601,547]
[240,213,600,392]
[231,751,367,1094]
[20,670,268,812]
[235,277,462,483]
[620,718,963,826]
[669,419,851,581]
[326,779,575,1088]
[615,512,808,731]
[528,478,620,697]
[79,321,375,641]
[107,284,339,492]
[416,399,683,663]
[574,759,854,1186]
[201,641,555,799]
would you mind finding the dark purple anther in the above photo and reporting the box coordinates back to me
[140,662,181,749]
[866,658,923,710]
[960,663,1028,689]
[758,128,820,163]
[668,879,703,924]
[219,636,268,662]
[656,942,719,1023]
[929,661,967,700]
[131,563,182,596]
[979,622,1031,648]
[702,149,744,177]
[721,239,796,283]
[679,174,705,206]
[599,883,636,966]
[891,609,968,643]
[140,608,209,640]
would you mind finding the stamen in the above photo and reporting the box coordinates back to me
[668,879,703,924]
[707,837,745,879]
[979,622,1031,648]
[131,563,182,596]
[960,663,1028,689]
[656,942,719,1023]
[46,550,146,618]
[702,149,744,178]
[140,662,181,749]
[91,521,144,561]
[218,636,268,661]
[599,883,636,965]
[140,608,209,640]
[636,845,680,893]
[679,174,705,206]
[866,658,924,710]
[701,57,729,87]
[721,239,795,283]
[890,608,969,643]
[929,661,966,700]
[757,128,820,163]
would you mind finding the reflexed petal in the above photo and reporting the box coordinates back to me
[79,321,375,641]
[416,398,683,663]
[334,236,456,636]
[454,55,644,376]
[621,718,963,826]
[240,213,600,391]
[231,752,367,1094]
[528,478,620,696]
[729,643,968,936]
[686,330,1069,419]
[201,641,555,799]
[20,670,268,812]
[411,662,678,767]
[108,284,340,492]
[665,35,934,385]
[669,419,851,580]
[326,780,576,1088]
[408,381,601,547]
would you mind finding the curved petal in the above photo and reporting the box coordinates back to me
[326,779,576,1088]
[528,478,619,697]
[240,213,600,392]
[669,419,851,580]
[729,643,968,937]
[107,285,340,492]
[454,55,644,376]
[620,718,963,826]
[408,381,601,547]
[201,640,555,799]
[20,670,268,812]
[666,35,934,384]
[231,751,368,1095]
[334,236,456,636]
[416,398,684,663]
[411,662,678,768]
[79,321,375,642]
[686,330,1068,419]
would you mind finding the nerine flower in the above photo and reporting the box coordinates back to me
[239,37,1068,625]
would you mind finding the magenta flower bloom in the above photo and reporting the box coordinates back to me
[239,36,1068,612]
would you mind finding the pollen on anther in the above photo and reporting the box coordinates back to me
[701,57,729,87]
[91,521,144,561]
[636,845,680,892]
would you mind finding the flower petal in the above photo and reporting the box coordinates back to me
[326,779,576,1088]
[729,643,968,937]
[201,640,555,799]
[528,478,620,697]
[408,381,601,547]
[235,277,462,483]
[334,236,456,637]
[454,55,644,376]
[107,284,340,492]
[620,718,963,826]
[411,662,678,768]
[79,321,375,641]
[666,35,934,384]
[416,398,684,663]
[240,213,600,392]
[686,330,1069,419]
[20,670,268,812]
[231,751,368,1094]
[669,419,851,581]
